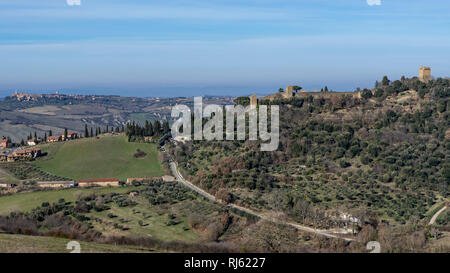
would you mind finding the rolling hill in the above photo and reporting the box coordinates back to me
[34,135,165,180]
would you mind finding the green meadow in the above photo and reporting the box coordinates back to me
[0,186,134,215]
[34,135,165,181]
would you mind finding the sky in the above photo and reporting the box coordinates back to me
[0,0,449,97]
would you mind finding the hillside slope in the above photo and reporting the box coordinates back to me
[169,77,449,228]
[34,135,164,180]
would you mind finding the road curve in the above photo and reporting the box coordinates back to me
[166,154,354,241]
[429,205,448,225]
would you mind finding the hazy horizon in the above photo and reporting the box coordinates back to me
[1,0,449,97]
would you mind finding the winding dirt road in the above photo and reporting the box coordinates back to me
[429,205,448,225]
[165,151,355,242]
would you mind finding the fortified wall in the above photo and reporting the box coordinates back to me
[260,85,360,102]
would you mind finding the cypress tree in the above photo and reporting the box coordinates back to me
[153,121,161,136]
[162,120,170,134]
[382,75,390,86]
[85,124,89,138]
[148,122,153,136]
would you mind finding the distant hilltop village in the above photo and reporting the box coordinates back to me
[249,66,433,107]
[9,91,112,102]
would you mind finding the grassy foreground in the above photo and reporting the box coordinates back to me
[0,187,134,215]
[0,233,157,253]
[34,135,164,180]
[87,202,199,242]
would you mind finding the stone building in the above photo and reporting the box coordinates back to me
[419,66,431,83]
[47,136,62,143]
[263,86,295,101]
[262,84,363,101]
[285,86,294,98]
[249,94,258,109]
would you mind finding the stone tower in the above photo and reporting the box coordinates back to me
[285,86,294,98]
[249,94,257,109]
[419,66,431,83]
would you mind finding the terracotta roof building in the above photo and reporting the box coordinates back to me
[0,139,9,149]
[47,136,62,142]
[3,148,42,162]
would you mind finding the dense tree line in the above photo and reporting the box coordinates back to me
[125,120,170,142]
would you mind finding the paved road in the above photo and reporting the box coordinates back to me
[429,205,448,225]
[166,152,354,242]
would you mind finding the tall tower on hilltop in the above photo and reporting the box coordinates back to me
[249,94,257,109]
[419,66,431,83]
[285,86,294,98]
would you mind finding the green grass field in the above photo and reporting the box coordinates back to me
[0,186,134,215]
[0,233,158,253]
[87,202,199,242]
[34,135,165,180]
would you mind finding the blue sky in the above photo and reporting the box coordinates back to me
[0,0,449,97]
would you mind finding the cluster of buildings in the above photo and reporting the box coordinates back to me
[10,91,93,102]
[0,131,79,162]
[27,132,78,146]
[35,176,176,189]
[10,92,45,101]
[0,147,42,162]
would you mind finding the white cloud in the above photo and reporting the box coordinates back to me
[0,3,283,21]
[66,0,81,6]
[367,0,382,6]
